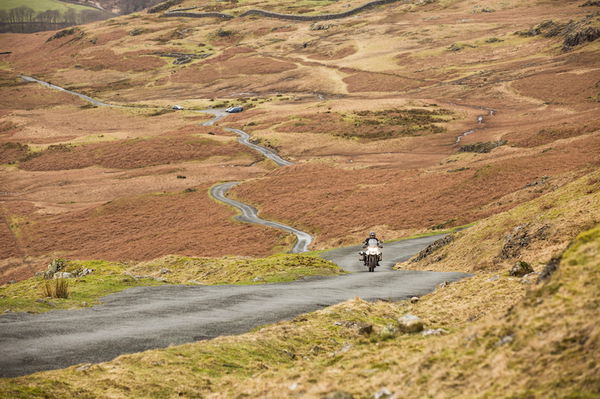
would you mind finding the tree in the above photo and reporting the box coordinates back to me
[63,8,77,25]
[80,9,104,24]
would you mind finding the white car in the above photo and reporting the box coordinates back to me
[225,106,243,113]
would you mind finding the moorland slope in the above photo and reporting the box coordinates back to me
[1,0,598,280]
[0,0,599,396]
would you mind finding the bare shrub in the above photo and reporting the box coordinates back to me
[42,279,69,299]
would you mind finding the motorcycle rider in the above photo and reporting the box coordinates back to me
[360,232,383,266]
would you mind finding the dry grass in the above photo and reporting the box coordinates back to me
[401,169,600,274]
[2,219,597,397]
[4,173,600,397]
[40,278,69,299]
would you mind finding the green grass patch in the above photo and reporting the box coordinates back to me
[0,254,342,314]
[276,107,455,141]
[0,260,162,314]
[0,0,93,12]
[128,253,343,285]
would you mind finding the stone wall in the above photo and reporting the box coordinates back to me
[162,0,409,22]
[162,11,233,19]
[240,0,407,21]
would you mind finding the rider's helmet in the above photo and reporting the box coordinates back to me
[369,232,376,238]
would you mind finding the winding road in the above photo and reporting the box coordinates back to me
[223,127,293,167]
[2,76,471,378]
[0,235,468,378]
[20,75,114,107]
[211,182,311,253]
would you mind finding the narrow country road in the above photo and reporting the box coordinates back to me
[223,127,293,167]
[20,75,114,107]
[2,76,470,379]
[0,234,468,378]
[20,76,293,167]
[211,182,312,253]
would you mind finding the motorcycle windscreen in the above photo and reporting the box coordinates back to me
[368,238,379,247]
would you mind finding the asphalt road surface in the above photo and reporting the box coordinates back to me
[223,127,293,167]
[0,234,467,378]
[4,76,470,378]
[210,182,312,253]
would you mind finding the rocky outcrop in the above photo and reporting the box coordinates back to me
[498,224,549,260]
[459,140,507,153]
[516,14,600,51]
[509,261,534,277]
[44,259,66,279]
[538,256,561,282]
[46,27,82,42]
[410,234,454,263]
[156,52,212,64]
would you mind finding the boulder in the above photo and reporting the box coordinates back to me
[349,321,373,335]
[422,328,448,336]
[334,321,372,335]
[326,392,355,399]
[379,324,398,339]
[374,388,394,399]
[499,225,549,259]
[509,261,534,277]
[77,268,93,277]
[397,314,424,333]
[45,258,67,279]
[410,296,420,304]
[53,272,74,279]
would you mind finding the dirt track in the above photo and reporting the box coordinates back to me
[0,234,468,378]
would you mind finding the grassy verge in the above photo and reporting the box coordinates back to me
[0,254,342,314]
[128,253,343,285]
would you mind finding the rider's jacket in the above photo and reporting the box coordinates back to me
[362,237,382,247]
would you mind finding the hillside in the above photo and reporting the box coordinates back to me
[0,0,599,395]
[1,0,598,279]
[1,170,597,397]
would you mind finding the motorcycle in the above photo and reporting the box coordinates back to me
[360,238,382,272]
